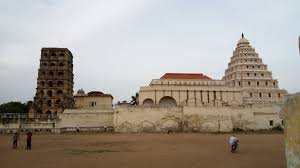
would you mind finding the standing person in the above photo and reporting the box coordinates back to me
[26,131,32,150]
[12,133,18,149]
[229,135,238,153]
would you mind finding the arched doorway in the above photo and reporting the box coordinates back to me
[159,96,177,107]
[143,98,154,106]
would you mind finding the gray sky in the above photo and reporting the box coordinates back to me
[0,0,299,104]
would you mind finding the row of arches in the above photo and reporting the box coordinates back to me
[40,80,64,87]
[44,52,65,57]
[39,90,64,97]
[41,71,64,76]
[38,99,62,107]
[143,96,177,107]
[43,62,65,67]
[142,96,232,107]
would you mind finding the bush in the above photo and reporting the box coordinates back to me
[271,124,284,131]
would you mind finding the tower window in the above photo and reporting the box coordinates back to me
[278,93,281,98]
[254,73,257,76]
[43,63,47,66]
[58,72,64,76]
[265,81,268,86]
[47,100,52,107]
[269,93,271,97]
[238,82,241,86]
[49,71,54,76]
[261,73,264,77]
[248,82,251,86]
[47,90,53,97]
[247,73,250,76]
[44,53,48,56]
[258,65,260,68]
[273,82,276,86]
[252,66,255,68]
[57,81,64,87]
[59,53,64,57]
[51,53,56,56]
[250,93,252,97]
[48,81,53,87]
[59,63,64,66]
[259,93,262,97]
[257,81,259,86]
[50,63,55,66]
[246,66,249,68]
[40,81,45,86]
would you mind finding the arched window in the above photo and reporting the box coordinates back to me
[59,63,64,66]
[50,63,55,66]
[47,90,53,97]
[257,81,259,86]
[43,63,47,66]
[57,81,63,87]
[143,98,154,106]
[40,81,45,86]
[47,100,52,107]
[49,71,54,76]
[55,99,61,104]
[51,53,56,56]
[44,53,48,57]
[46,110,51,115]
[259,93,262,98]
[250,93,252,97]
[269,93,271,97]
[42,71,46,75]
[159,96,177,107]
[59,53,64,57]
[48,81,53,87]
[40,91,44,96]
[58,72,64,76]
[57,90,63,96]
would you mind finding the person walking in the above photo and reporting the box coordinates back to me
[12,133,18,149]
[26,131,32,150]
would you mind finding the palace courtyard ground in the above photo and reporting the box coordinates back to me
[0,133,285,168]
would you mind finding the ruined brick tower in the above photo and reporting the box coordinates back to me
[32,48,74,115]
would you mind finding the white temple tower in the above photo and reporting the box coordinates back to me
[223,34,287,105]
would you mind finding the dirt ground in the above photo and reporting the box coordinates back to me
[0,133,285,168]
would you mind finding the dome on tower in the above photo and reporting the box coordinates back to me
[76,88,85,96]
[237,33,250,48]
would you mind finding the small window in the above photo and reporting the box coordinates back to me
[269,120,274,126]
[259,93,262,97]
[278,93,281,98]
[58,72,64,76]
[254,73,257,76]
[265,81,268,86]
[247,73,250,76]
[47,100,52,107]
[238,82,241,86]
[273,82,276,86]
[252,66,255,68]
[246,66,249,68]
[59,63,64,66]
[257,81,259,86]
[49,71,54,76]
[50,63,55,66]
[48,81,53,87]
[43,63,47,66]
[51,53,56,56]
[261,73,264,77]
[282,120,284,125]
[44,53,48,56]
[258,65,260,68]
[250,93,252,97]
[269,93,271,97]
[59,53,64,57]
[248,82,251,86]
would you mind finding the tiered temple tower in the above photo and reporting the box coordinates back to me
[223,34,287,104]
[32,48,74,115]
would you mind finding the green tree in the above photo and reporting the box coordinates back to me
[0,101,30,113]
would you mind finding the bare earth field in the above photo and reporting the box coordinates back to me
[0,133,285,168]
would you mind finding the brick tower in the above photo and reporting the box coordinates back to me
[32,48,74,115]
[223,34,287,104]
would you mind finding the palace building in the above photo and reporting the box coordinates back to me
[139,35,287,107]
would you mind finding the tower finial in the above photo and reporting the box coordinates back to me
[242,33,244,38]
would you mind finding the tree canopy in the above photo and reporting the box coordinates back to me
[0,101,31,113]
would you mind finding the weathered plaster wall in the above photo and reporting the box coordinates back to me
[282,93,300,168]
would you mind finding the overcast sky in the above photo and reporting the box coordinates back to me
[0,0,299,104]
